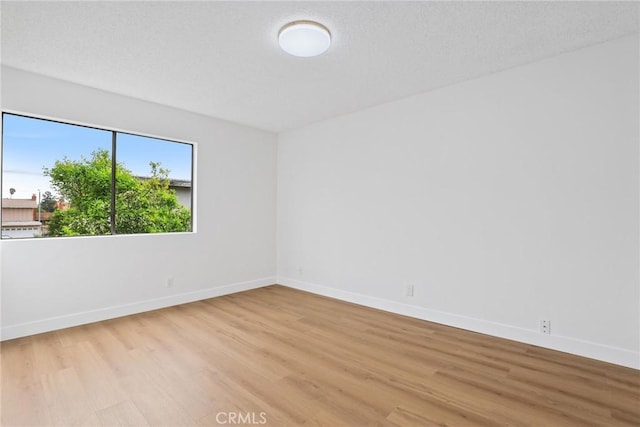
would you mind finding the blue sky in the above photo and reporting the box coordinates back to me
[2,114,192,199]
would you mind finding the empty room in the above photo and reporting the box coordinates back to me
[1,1,638,426]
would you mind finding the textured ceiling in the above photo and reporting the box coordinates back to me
[1,1,638,132]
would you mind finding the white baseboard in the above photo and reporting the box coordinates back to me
[278,277,639,370]
[5,275,637,370]
[1,277,276,341]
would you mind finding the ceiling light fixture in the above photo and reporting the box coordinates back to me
[278,20,331,58]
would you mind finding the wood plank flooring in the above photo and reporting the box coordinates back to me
[1,285,638,426]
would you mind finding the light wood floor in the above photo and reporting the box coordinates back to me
[1,285,638,426]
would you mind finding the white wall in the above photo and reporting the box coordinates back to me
[277,35,639,368]
[1,67,277,338]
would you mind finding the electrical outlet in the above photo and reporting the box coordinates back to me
[540,319,550,334]
[166,277,174,288]
[406,284,414,297]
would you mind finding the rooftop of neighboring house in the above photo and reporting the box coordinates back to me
[2,221,43,227]
[168,179,191,188]
[134,176,192,188]
[2,195,37,209]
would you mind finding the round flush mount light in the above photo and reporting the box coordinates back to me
[278,20,331,57]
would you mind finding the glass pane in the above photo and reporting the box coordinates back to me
[2,114,112,238]
[115,133,192,234]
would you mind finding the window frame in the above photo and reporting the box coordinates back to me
[1,111,196,239]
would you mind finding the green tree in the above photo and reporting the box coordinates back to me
[39,191,58,212]
[44,149,190,236]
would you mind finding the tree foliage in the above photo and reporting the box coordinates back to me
[39,191,58,213]
[44,149,190,236]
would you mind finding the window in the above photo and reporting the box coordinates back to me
[1,113,193,239]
